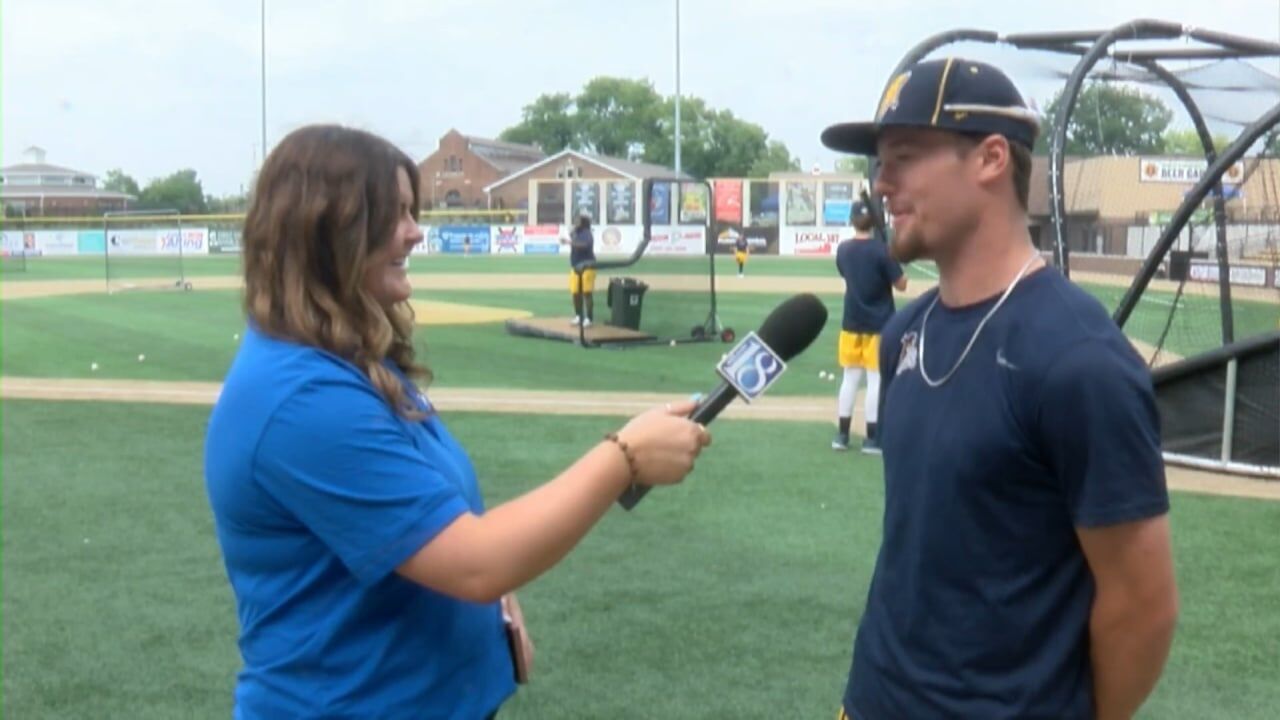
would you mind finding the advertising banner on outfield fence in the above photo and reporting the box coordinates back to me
[713,180,743,224]
[411,225,432,255]
[712,224,772,255]
[491,225,522,254]
[1188,261,1269,288]
[78,230,106,253]
[158,228,208,254]
[597,225,643,256]
[779,227,855,256]
[0,230,79,255]
[823,182,854,226]
[102,227,208,255]
[679,184,709,225]
[429,225,490,254]
[106,229,161,254]
[208,229,243,254]
[648,226,706,256]
[0,231,26,254]
[786,181,818,225]
[522,225,562,255]
[1139,158,1245,185]
[607,181,636,225]
[572,181,601,222]
[650,183,672,225]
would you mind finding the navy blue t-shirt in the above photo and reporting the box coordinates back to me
[836,237,904,333]
[569,226,595,266]
[844,267,1168,720]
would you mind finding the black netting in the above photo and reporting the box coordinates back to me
[1232,338,1280,466]
[1155,360,1227,458]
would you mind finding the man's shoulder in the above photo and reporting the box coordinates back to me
[1006,270,1146,378]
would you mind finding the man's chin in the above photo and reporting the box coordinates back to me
[889,240,925,264]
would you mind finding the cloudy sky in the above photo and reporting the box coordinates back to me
[3,0,1278,196]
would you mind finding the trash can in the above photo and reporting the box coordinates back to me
[607,277,648,330]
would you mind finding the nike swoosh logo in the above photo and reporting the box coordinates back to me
[996,348,1019,371]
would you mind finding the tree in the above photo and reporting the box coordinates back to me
[835,156,869,175]
[138,169,207,214]
[102,168,140,197]
[747,141,799,177]
[573,77,665,158]
[1161,128,1232,156]
[1035,82,1172,156]
[1264,129,1280,157]
[499,93,577,154]
[205,191,248,214]
[499,77,798,179]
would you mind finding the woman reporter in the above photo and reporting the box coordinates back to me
[204,125,710,719]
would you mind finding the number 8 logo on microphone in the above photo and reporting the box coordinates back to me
[716,332,788,402]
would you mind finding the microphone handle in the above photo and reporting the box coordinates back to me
[615,382,740,511]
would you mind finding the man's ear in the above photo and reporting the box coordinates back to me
[972,135,1012,192]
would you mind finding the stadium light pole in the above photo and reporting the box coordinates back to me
[674,0,682,176]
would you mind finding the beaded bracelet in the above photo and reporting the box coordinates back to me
[603,432,639,485]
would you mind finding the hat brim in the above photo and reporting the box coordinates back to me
[821,121,880,156]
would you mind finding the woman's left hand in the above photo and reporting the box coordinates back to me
[502,593,534,683]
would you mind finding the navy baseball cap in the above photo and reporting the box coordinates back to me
[821,58,1039,156]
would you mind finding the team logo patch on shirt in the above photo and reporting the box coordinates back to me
[896,331,919,376]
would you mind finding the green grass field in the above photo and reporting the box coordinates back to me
[3,254,1279,718]
[3,401,1278,718]
[2,280,1272,390]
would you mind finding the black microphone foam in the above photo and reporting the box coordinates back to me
[616,293,828,510]
[756,292,828,361]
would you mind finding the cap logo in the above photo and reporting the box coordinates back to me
[876,71,911,121]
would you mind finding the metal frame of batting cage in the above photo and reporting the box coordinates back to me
[572,177,736,349]
[103,208,193,293]
[864,20,1280,349]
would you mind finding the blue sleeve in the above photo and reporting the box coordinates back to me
[883,250,904,284]
[1036,340,1169,528]
[254,377,472,586]
[836,243,848,278]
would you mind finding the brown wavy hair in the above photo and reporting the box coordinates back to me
[242,125,429,417]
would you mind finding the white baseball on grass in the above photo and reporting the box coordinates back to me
[90,362,99,371]
[233,333,240,341]
[137,354,146,362]
[670,340,677,347]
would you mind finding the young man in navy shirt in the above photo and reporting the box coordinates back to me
[833,201,907,453]
[821,58,1178,720]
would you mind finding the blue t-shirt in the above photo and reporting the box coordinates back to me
[205,326,515,719]
[569,226,595,266]
[836,236,903,333]
[844,267,1168,720]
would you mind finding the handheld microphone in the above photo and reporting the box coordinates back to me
[617,293,829,510]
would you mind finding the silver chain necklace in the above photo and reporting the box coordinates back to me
[917,253,1041,388]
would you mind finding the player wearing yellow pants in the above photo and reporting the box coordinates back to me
[838,331,880,372]
[833,202,906,453]
[568,212,596,326]
[568,267,597,295]
[734,233,749,277]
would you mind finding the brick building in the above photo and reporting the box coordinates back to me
[484,149,691,221]
[417,130,544,209]
[1,147,133,217]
